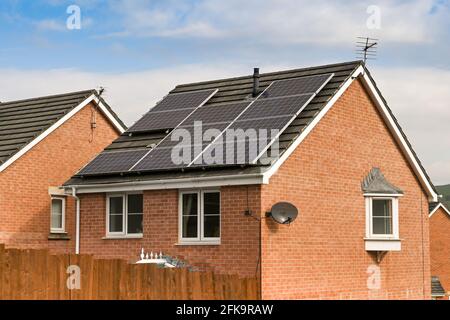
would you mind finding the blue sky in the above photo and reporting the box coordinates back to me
[0,0,449,184]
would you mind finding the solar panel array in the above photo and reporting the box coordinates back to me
[78,73,334,175]
[191,73,333,166]
[128,89,217,133]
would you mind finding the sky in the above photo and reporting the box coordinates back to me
[0,0,449,184]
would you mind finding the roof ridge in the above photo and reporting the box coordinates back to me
[175,60,363,89]
[0,89,97,106]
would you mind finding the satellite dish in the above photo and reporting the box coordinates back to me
[268,202,298,225]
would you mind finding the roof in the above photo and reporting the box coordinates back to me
[0,89,126,171]
[64,61,437,201]
[66,61,361,185]
[362,168,404,195]
[429,201,450,217]
[431,276,446,297]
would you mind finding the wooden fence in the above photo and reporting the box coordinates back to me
[0,245,259,300]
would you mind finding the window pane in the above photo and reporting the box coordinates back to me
[51,199,63,215]
[373,200,391,217]
[372,199,392,235]
[204,192,220,215]
[128,214,143,234]
[183,194,198,216]
[182,216,198,238]
[109,197,123,214]
[373,217,392,235]
[51,214,62,229]
[204,215,220,238]
[109,214,123,232]
[128,194,143,213]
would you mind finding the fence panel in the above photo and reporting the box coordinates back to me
[0,246,258,300]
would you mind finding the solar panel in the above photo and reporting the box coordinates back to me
[78,150,149,175]
[262,73,333,98]
[238,95,314,120]
[128,89,217,133]
[179,102,249,127]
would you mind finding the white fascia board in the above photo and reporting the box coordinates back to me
[65,174,266,194]
[263,65,438,202]
[429,203,450,218]
[359,72,438,202]
[0,94,126,174]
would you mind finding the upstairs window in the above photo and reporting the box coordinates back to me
[106,193,143,237]
[366,197,398,238]
[372,199,393,235]
[50,197,65,233]
[179,190,220,244]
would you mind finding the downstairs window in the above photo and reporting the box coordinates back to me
[179,190,220,244]
[106,193,143,237]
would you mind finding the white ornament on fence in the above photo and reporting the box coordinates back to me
[137,248,175,268]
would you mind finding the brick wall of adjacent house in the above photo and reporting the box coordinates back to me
[260,78,431,300]
[77,186,261,277]
[0,103,120,253]
[430,207,450,299]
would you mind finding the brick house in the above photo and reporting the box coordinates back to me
[63,61,438,299]
[429,202,450,299]
[0,90,126,252]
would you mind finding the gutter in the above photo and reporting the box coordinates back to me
[71,187,81,254]
[64,172,268,194]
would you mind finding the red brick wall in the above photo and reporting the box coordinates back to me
[430,207,450,298]
[78,186,261,277]
[260,79,431,299]
[0,103,120,253]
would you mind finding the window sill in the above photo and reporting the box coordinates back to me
[176,240,221,246]
[103,234,143,240]
[48,233,70,241]
[364,238,401,251]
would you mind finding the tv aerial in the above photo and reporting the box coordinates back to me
[356,37,378,65]
[266,202,299,225]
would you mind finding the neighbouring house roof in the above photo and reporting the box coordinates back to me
[0,89,126,172]
[431,276,446,297]
[362,168,404,195]
[429,201,450,217]
[64,61,438,201]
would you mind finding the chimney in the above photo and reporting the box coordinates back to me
[252,67,260,97]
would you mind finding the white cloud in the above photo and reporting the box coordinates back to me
[106,0,450,45]
[0,64,250,126]
[34,19,67,32]
[0,63,449,184]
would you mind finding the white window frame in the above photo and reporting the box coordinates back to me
[178,189,221,245]
[106,192,143,239]
[50,196,66,234]
[365,195,400,240]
